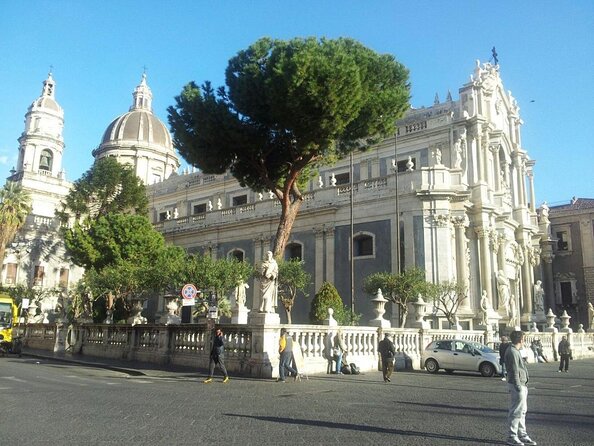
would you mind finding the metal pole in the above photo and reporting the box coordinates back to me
[350,151,355,323]
[394,130,401,274]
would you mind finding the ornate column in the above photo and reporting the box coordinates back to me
[452,215,470,309]
[325,226,335,286]
[493,145,502,190]
[521,244,533,317]
[476,227,494,305]
[528,171,536,213]
[313,226,325,291]
[541,250,555,311]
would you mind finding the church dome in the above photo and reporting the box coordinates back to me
[93,74,180,184]
[101,109,172,148]
[99,74,173,151]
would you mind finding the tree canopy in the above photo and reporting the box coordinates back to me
[57,157,147,224]
[363,267,431,328]
[168,37,410,256]
[0,181,32,268]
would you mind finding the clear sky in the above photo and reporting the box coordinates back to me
[1,1,592,205]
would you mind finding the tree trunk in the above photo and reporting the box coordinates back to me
[399,302,408,328]
[273,198,302,258]
[285,307,292,325]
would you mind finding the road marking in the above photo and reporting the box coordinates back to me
[2,376,27,383]
[570,385,582,388]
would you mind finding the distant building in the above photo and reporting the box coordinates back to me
[543,198,594,329]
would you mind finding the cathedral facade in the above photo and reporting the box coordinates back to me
[3,61,556,330]
[146,60,547,329]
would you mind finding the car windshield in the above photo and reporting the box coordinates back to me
[469,341,494,353]
[0,303,12,326]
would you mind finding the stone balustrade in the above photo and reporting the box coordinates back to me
[19,323,594,378]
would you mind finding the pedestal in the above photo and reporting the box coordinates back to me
[246,313,281,379]
[231,306,250,324]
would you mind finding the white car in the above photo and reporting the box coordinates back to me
[422,339,502,377]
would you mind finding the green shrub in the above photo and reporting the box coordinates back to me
[310,281,363,325]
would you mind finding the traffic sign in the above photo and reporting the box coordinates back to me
[181,283,198,300]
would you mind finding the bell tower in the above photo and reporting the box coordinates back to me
[13,71,65,179]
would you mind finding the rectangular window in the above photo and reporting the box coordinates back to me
[334,172,350,185]
[560,282,573,306]
[193,203,207,214]
[556,231,569,251]
[396,158,416,173]
[5,263,17,284]
[159,211,168,221]
[59,268,69,289]
[33,265,44,286]
[232,195,248,206]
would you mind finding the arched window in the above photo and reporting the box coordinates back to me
[229,249,245,262]
[39,149,53,171]
[285,242,303,261]
[353,232,374,258]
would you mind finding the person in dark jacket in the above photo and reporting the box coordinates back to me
[504,330,536,446]
[558,336,571,372]
[378,333,396,382]
[204,328,229,383]
[499,336,511,380]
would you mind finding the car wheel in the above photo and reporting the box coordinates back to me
[425,358,439,374]
[479,362,495,377]
[445,369,454,374]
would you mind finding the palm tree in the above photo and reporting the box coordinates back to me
[0,181,32,268]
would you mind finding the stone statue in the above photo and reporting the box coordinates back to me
[234,281,249,309]
[509,297,519,328]
[533,280,544,312]
[496,270,510,316]
[480,290,490,326]
[454,138,463,169]
[434,148,442,165]
[259,251,278,313]
[588,302,594,328]
[540,202,550,222]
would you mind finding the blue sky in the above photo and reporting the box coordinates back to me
[1,1,592,205]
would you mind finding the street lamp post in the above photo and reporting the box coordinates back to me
[349,151,355,323]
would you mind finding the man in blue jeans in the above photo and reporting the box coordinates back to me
[504,330,536,446]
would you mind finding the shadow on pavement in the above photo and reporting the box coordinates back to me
[223,413,504,444]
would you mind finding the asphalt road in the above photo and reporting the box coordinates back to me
[1,355,592,446]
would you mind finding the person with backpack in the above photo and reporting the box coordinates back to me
[499,336,511,380]
[333,330,347,375]
[378,333,396,382]
[203,327,230,383]
[278,328,300,382]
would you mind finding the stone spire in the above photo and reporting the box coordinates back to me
[130,73,153,112]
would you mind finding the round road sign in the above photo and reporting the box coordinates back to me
[181,283,198,300]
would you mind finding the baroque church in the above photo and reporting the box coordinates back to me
[2,60,565,330]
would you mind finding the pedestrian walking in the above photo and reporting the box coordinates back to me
[504,330,537,446]
[558,335,571,373]
[278,328,299,382]
[499,336,510,381]
[378,333,396,382]
[203,327,229,383]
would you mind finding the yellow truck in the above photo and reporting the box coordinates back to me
[0,293,21,356]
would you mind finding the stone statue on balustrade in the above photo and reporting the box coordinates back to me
[231,280,250,324]
[588,302,594,332]
[533,280,545,313]
[496,270,511,317]
[259,251,279,313]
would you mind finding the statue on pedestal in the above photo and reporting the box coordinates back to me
[588,302,594,330]
[533,281,545,312]
[496,270,510,316]
[480,290,491,326]
[234,281,249,309]
[259,251,278,313]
